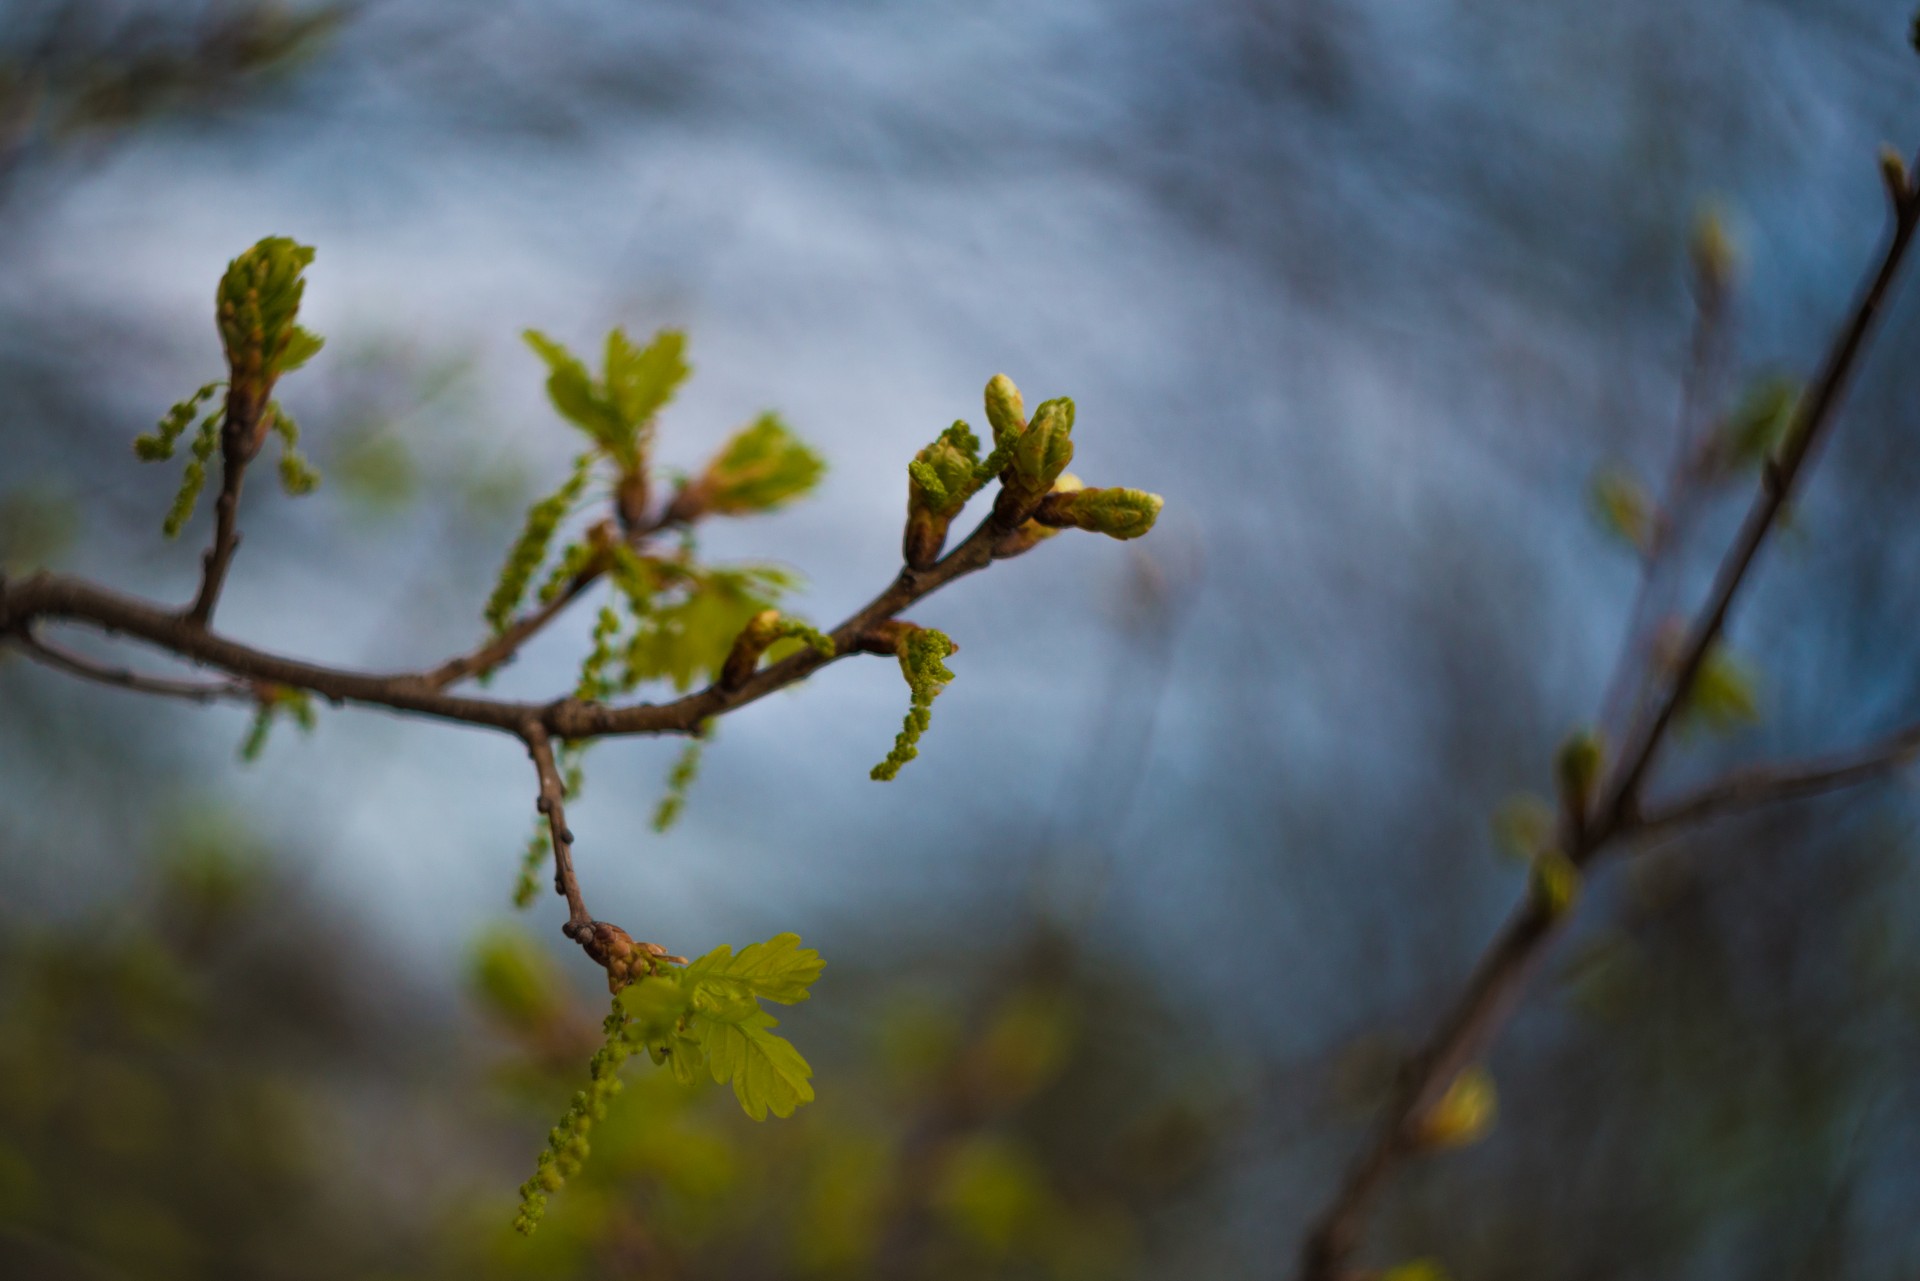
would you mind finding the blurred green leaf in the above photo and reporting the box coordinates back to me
[697,413,825,515]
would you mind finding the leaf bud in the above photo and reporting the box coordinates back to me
[1554,728,1603,817]
[1689,204,1737,297]
[1032,484,1162,540]
[1416,1066,1497,1150]
[983,374,1025,448]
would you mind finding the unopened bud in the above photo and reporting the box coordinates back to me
[1033,485,1162,540]
[984,374,1026,448]
[1005,397,1075,506]
[1689,204,1737,296]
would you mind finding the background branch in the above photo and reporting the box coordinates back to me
[1297,156,1920,1281]
[1635,722,1920,840]
[11,628,253,704]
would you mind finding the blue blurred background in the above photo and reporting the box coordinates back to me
[5,2,1920,1277]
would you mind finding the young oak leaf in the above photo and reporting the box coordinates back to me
[694,1004,816,1121]
[683,931,826,1006]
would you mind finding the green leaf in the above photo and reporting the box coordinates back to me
[695,1005,815,1121]
[604,327,690,434]
[275,325,325,374]
[683,932,825,1006]
[523,329,626,449]
[698,413,825,514]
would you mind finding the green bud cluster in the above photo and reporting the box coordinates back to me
[1002,396,1077,510]
[217,238,323,383]
[215,238,324,442]
[870,627,957,781]
[905,421,986,568]
[906,374,1162,566]
[135,238,325,537]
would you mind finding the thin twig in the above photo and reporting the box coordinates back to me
[1596,237,1732,744]
[1297,157,1920,1281]
[523,721,591,931]
[1635,722,1920,840]
[0,500,1019,741]
[11,628,252,704]
[185,403,253,628]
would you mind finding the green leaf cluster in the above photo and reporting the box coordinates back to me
[524,327,688,468]
[910,421,986,516]
[617,561,799,692]
[134,237,326,538]
[905,420,989,567]
[515,933,824,1233]
[871,627,957,781]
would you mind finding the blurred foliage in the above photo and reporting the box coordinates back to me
[0,1,344,203]
[0,829,1234,1279]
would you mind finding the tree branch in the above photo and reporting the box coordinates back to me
[0,500,1020,742]
[1296,156,1920,1281]
[10,628,253,704]
[523,721,591,932]
[184,400,254,628]
[1634,722,1920,840]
